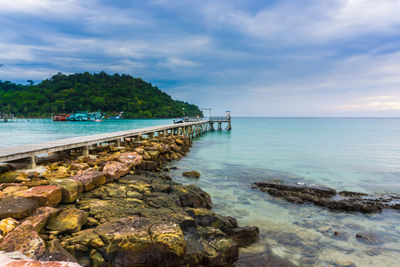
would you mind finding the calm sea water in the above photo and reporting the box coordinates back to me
[1,117,400,266]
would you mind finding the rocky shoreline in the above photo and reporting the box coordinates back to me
[253,180,400,213]
[0,136,261,266]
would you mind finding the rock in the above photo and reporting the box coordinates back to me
[49,179,83,203]
[0,218,19,241]
[335,260,357,267]
[318,226,331,233]
[236,245,296,267]
[231,226,259,246]
[90,249,107,266]
[138,160,158,171]
[0,197,38,219]
[172,184,213,209]
[149,221,186,260]
[0,171,20,183]
[355,231,384,244]
[93,217,155,266]
[102,161,129,181]
[41,239,78,263]
[254,180,395,213]
[69,162,89,171]
[182,170,201,178]
[2,185,28,195]
[332,231,349,241]
[70,170,106,191]
[0,223,46,258]
[185,208,237,234]
[117,152,143,169]
[46,208,88,234]
[22,206,59,232]
[0,251,81,266]
[22,179,50,187]
[147,150,161,161]
[15,185,62,207]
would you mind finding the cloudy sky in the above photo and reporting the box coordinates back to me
[1,0,400,116]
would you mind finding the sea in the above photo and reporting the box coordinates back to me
[1,117,400,266]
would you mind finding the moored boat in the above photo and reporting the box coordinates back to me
[53,114,70,121]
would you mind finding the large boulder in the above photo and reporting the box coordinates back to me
[117,152,143,169]
[103,161,129,181]
[172,184,213,209]
[46,208,88,234]
[0,223,46,258]
[70,170,106,191]
[49,178,83,203]
[231,226,260,246]
[0,197,38,219]
[15,185,62,207]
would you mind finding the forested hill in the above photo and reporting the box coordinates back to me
[0,72,201,118]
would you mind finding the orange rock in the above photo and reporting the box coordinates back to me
[117,152,143,169]
[15,185,62,207]
[70,171,106,191]
[103,161,129,181]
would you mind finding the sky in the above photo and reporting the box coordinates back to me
[1,0,400,116]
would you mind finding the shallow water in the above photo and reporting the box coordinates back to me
[168,118,400,266]
[1,117,400,266]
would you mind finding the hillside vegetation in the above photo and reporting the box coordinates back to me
[0,72,201,118]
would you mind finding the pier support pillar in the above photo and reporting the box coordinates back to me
[116,138,121,147]
[209,122,215,131]
[82,146,89,157]
[148,133,154,139]
[218,122,222,131]
[28,155,37,169]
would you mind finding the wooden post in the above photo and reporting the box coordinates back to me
[218,122,222,131]
[209,122,215,131]
[116,138,121,146]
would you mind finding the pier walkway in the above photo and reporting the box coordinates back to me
[0,120,210,168]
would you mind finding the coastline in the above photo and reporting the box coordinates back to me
[0,134,289,266]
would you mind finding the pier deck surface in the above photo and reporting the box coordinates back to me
[0,120,208,163]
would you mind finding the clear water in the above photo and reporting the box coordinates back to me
[1,117,400,266]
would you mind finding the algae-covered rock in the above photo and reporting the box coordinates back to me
[149,221,186,259]
[70,170,106,191]
[231,226,259,246]
[15,185,62,207]
[0,223,46,258]
[46,208,88,234]
[0,171,19,183]
[102,161,129,181]
[0,196,38,219]
[185,208,237,234]
[41,238,78,263]
[95,217,154,266]
[50,178,83,203]
[3,185,28,195]
[182,170,201,178]
[0,218,19,241]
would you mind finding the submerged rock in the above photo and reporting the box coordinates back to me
[183,170,201,178]
[254,180,400,213]
[236,245,296,267]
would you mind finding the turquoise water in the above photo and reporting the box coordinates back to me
[1,118,400,266]
[0,119,170,148]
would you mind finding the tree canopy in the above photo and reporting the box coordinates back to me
[0,72,201,118]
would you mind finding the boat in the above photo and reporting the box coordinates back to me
[61,111,105,122]
[53,114,70,121]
